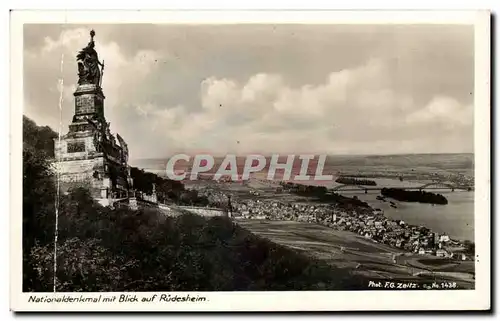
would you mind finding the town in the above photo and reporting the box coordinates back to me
[234,198,471,260]
[192,182,473,261]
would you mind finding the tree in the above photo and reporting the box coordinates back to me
[463,240,475,256]
[23,116,57,158]
[22,117,58,291]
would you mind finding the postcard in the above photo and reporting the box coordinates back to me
[10,10,491,311]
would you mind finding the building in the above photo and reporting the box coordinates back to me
[53,30,132,204]
[451,252,468,261]
[436,249,449,257]
[439,235,451,243]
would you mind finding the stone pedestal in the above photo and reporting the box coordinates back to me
[53,31,131,201]
[69,84,105,133]
[53,83,129,198]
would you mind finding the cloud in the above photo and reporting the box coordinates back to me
[407,96,473,128]
[23,24,474,158]
[135,58,473,156]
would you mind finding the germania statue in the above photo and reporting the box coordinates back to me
[76,30,105,86]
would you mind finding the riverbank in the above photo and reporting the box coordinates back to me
[346,190,474,242]
[187,179,474,260]
[273,174,473,242]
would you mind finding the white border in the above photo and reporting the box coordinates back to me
[9,10,491,312]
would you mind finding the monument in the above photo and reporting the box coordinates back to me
[54,30,132,203]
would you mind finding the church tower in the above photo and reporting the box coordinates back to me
[54,30,131,202]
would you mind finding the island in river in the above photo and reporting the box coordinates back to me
[381,188,449,205]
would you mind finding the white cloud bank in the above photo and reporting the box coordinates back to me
[24,26,474,158]
[139,59,473,156]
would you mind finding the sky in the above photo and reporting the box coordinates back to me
[23,24,474,159]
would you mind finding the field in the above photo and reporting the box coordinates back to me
[237,219,475,289]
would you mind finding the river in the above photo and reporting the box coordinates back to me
[333,178,474,242]
[134,154,475,242]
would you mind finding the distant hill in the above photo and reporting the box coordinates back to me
[131,153,474,181]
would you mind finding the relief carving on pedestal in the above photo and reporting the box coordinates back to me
[76,95,94,114]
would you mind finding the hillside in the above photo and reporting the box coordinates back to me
[23,116,367,291]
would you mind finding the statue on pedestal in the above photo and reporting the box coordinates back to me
[77,30,105,86]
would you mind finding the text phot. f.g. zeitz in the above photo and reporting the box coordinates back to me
[12,11,491,312]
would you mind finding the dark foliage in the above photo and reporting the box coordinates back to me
[129,167,211,206]
[280,182,371,209]
[22,117,58,291]
[381,188,448,205]
[462,240,475,257]
[28,188,366,291]
[335,177,377,186]
[23,116,58,158]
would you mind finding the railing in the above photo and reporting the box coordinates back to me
[177,205,225,212]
